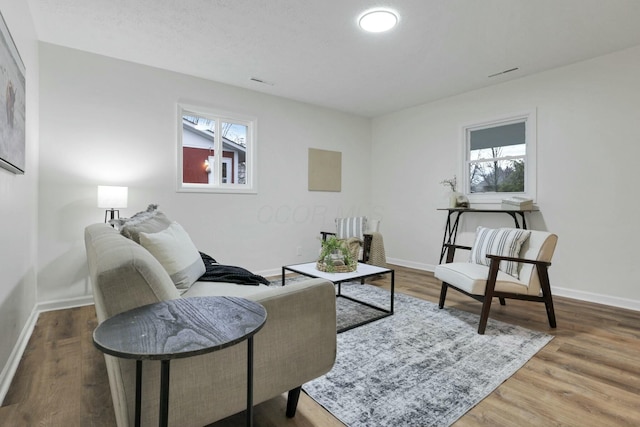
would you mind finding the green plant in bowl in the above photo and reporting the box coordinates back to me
[318,236,356,272]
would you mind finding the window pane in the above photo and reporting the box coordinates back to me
[182,113,215,184]
[469,159,525,193]
[221,122,248,185]
[470,122,525,150]
[470,143,525,161]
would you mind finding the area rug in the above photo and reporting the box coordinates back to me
[297,282,553,427]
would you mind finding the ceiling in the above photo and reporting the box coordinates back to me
[27,0,640,117]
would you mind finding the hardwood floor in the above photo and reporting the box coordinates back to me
[1,265,639,426]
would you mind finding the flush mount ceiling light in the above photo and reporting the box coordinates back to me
[358,9,398,33]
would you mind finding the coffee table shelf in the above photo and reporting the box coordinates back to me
[282,262,394,332]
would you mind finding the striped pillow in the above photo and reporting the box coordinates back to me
[336,217,367,240]
[469,227,531,278]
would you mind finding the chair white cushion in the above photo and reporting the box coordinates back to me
[336,217,367,240]
[434,262,529,295]
[469,226,531,278]
[139,221,206,290]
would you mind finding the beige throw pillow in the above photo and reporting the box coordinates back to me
[139,221,205,290]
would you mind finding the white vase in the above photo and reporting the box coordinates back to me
[449,191,460,208]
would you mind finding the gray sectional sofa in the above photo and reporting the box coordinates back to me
[84,222,336,426]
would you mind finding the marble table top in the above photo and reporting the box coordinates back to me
[93,296,267,360]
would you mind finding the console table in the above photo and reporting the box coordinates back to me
[437,207,538,263]
[93,296,267,427]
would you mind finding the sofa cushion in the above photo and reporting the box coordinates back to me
[469,226,531,279]
[139,221,206,290]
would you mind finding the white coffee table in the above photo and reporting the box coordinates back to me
[281,262,394,332]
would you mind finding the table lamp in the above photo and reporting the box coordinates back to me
[98,185,128,223]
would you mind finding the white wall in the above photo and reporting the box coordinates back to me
[0,1,39,399]
[372,45,640,309]
[37,43,372,303]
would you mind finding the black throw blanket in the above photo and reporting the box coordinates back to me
[198,252,270,286]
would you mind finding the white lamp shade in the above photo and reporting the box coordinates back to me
[97,186,128,208]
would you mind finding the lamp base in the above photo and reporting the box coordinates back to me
[104,209,120,224]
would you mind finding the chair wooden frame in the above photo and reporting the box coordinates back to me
[438,243,557,334]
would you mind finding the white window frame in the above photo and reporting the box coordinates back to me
[177,103,257,194]
[460,110,537,204]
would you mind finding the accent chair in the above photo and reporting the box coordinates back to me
[434,227,558,334]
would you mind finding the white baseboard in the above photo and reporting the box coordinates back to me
[386,257,436,272]
[37,295,94,313]
[386,258,640,312]
[551,287,640,312]
[39,266,640,316]
[0,306,39,405]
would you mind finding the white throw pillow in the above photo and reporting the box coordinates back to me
[469,226,531,279]
[139,222,205,290]
[336,217,367,240]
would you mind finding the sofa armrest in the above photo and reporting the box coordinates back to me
[250,279,337,384]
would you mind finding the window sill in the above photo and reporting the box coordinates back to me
[177,184,257,195]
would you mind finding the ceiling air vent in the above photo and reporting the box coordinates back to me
[488,67,519,78]
[250,77,274,86]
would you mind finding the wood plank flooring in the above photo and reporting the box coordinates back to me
[1,265,639,426]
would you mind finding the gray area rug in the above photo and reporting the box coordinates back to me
[291,282,553,427]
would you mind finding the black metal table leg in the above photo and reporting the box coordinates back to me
[440,210,462,263]
[135,360,142,427]
[518,212,528,229]
[390,269,395,313]
[159,360,170,427]
[247,337,254,427]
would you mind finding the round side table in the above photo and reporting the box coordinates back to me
[93,296,267,427]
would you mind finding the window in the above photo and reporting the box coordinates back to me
[178,104,257,193]
[462,111,536,203]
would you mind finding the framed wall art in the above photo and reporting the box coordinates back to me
[308,148,342,192]
[0,10,25,174]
